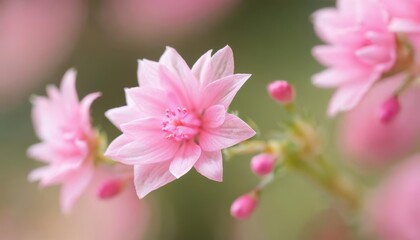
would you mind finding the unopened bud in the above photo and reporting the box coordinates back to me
[251,153,276,176]
[377,96,400,124]
[230,194,258,220]
[97,178,125,200]
[267,80,295,104]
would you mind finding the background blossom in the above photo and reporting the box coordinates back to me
[339,75,420,166]
[28,69,100,213]
[312,0,396,115]
[367,155,420,240]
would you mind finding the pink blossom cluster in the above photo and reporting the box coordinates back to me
[28,46,255,213]
[24,0,420,238]
[313,1,420,238]
[312,0,420,117]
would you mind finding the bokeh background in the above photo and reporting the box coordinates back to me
[0,0,348,239]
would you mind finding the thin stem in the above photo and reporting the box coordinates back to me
[396,74,416,96]
[295,156,361,211]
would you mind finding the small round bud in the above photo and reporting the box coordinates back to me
[230,194,258,220]
[250,153,276,176]
[267,80,295,104]
[97,178,125,200]
[377,96,400,124]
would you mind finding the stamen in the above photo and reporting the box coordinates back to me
[161,107,201,141]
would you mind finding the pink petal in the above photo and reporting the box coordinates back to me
[107,119,180,165]
[126,87,168,118]
[312,8,343,43]
[192,46,234,86]
[389,18,420,32]
[105,105,139,129]
[337,0,360,19]
[199,114,256,152]
[119,117,162,139]
[28,166,53,184]
[60,68,79,106]
[159,47,199,105]
[381,0,420,19]
[312,68,370,88]
[104,135,133,157]
[202,105,226,128]
[27,142,53,163]
[60,164,94,213]
[328,73,379,116]
[137,59,160,87]
[31,96,58,141]
[134,162,176,198]
[114,138,178,165]
[158,66,192,108]
[208,45,234,84]
[159,47,195,83]
[169,142,201,178]
[200,74,251,110]
[194,150,223,182]
[312,45,357,67]
[80,92,101,130]
[29,158,86,187]
[191,49,212,84]
[46,84,61,102]
[356,45,392,66]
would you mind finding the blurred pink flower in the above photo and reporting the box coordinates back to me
[105,46,255,198]
[100,0,239,43]
[312,0,396,116]
[367,155,420,240]
[381,0,420,62]
[0,167,150,240]
[60,167,150,240]
[339,75,420,166]
[28,69,101,213]
[0,0,86,111]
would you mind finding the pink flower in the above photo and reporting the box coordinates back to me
[367,155,420,240]
[381,0,420,62]
[312,0,397,116]
[28,69,101,213]
[339,75,420,166]
[105,46,255,198]
[230,194,258,220]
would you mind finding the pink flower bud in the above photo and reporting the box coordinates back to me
[250,153,276,176]
[97,178,125,200]
[267,80,295,104]
[377,96,400,124]
[230,194,258,220]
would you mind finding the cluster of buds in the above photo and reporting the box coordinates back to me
[229,80,360,220]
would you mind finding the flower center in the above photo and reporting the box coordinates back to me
[161,107,201,141]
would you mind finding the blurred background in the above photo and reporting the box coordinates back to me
[0,0,346,239]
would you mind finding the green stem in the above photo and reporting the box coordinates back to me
[293,156,361,211]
